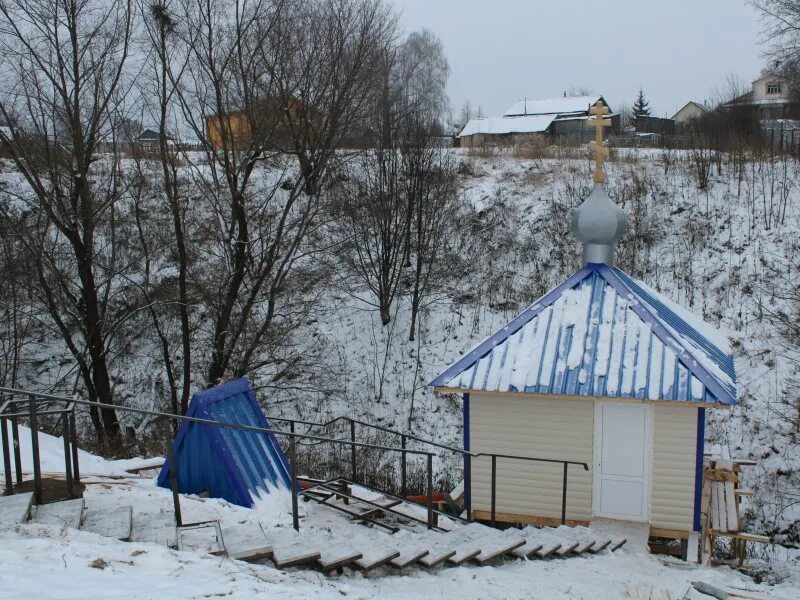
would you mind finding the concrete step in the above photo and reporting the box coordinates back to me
[81,506,133,541]
[129,512,177,548]
[177,522,225,555]
[0,492,34,525]
[30,498,84,529]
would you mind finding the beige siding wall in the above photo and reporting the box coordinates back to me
[469,393,594,521]
[650,405,698,531]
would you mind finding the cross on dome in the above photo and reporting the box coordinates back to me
[587,100,612,183]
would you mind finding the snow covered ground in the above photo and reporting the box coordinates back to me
[2,431,800,600]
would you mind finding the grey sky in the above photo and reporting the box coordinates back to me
[393,0,767,119]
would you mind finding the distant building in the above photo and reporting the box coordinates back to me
[135,128,174,146]
[634,115,675,135]
[723,74,798,121]
[672,101,708,126]
[458,95,620,147]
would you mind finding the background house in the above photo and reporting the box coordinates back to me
[673,101,708,126]
[724,74,798,120]
[459,95,620,147]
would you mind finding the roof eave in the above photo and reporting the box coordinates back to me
[432,386,732,408]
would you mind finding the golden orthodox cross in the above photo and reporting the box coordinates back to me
[587,100,612,183]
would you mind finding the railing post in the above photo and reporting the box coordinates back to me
[491,454,497,528]
[561,462,568,525]
[11,415,22,484]
[28,396,42,504]
[426,453,433,529]
[401,435,407,499]
[69,409,80,483]
[165,431,182,527]
[350,420,357,482]
[289,434,299,531]
[61,412,74,498]
[1,417,12,495]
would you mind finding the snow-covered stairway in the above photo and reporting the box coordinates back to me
[1,491,628,577]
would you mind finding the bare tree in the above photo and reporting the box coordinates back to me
[751,1,800,63]
[133,0,194,415]
[170,0,393,385]
[0,0,136,443]
[335,121,408,326]
[400,120,459,341]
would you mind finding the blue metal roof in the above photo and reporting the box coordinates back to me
[430,263,737,405]
[158,378,291,507]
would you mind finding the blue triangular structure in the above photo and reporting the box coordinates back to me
[430,263,736,406]
[157,378,291,507]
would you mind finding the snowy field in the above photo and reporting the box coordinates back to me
[2,427,800,600]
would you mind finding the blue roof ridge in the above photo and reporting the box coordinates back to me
[598,265,735,405]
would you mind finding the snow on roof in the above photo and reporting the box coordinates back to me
[430,263,737,406]
[459,114,555,137]
[504,95,602,117]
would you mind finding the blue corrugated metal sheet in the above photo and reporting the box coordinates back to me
[157,378,291,507]
[430,264,737,405]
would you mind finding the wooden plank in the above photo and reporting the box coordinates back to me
[474,534,525,564]
[570,526,612,553]
[0,492,34,525]
[81,506,132,541]
[712,482,724,532]
[353,547,399,572]
[709,531,770,544]
[389,545,428,570]
[735,490,754,498]
[272,543,321,569]
[318,545,362,572]
[511,539,544,559]
[724,480,739,532]
[649,527,691,540]
[707,469,740,483]
[418,547,456,568]
[470,510,589,528]
[177,522,225,556]
[31,498,84,529]
[222,523,272,562]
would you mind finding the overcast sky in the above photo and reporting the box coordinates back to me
[392,0,768,119]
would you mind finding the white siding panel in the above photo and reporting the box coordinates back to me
[469,394,594,521]
[650,406,698,531]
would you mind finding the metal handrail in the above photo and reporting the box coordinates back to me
[0,387,438,530]
[0,387,589,528]
[264,412,590,525]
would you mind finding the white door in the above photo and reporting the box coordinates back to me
[593,402,651,521]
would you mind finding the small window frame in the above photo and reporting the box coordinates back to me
[766,82,783,95]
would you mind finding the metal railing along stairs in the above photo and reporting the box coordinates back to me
[0,387,588,531]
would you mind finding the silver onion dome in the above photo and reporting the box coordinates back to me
[571,183,627,266]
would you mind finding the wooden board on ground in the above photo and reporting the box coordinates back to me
[461,523,525,564]
[387,542,429,570]
[270,532,322,569]
[413,532,457,568]
[130,512,178,548]
[222,523,272,562]
[30,498,84,529]
[81,506,133,541]
[510,537,545,559]
[318,544,362,572]
[552,526,597,554]
[177,522,225,556]
[353,546,399,572]
[0,492,34,525]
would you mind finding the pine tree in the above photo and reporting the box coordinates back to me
[632,88,651,118]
